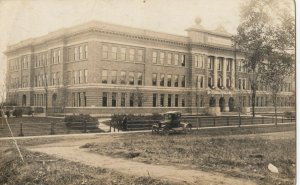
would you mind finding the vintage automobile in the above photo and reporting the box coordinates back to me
[152,111,192,135]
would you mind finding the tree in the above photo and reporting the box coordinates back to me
[234,0,294,117]
[260,7,295,124]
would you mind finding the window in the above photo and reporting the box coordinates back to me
[238,60,242,72]
[197,75,204,88]
[112,47,117,60]
[44,73,48,86]
[137,95,142,107]
[208,57,213,69]
[120,71,126,84]
[159,52,165,64]
[74,47,78,61]
[79,70,83,84]
[181,96,185,107]
[56,72,60,85]
[238,79,242,89]
[102,70,108,84]
[52,72,56,85]
[152,73,157,86]
[152,94,157,107]
[111,70,117,84]
[226,58,231,71]
[53,51,56,64]
[181,75,185,87]
[137,49,143,62]
[112,92,117,107]
[85,45,88,59]
[168,94,172,107]
[195,55,199,68]
[208,77,213,87]
[167,53,172,65]
[45,53,48,66]
[181,55,186,67]
[160,94,164,107]
[130,93,134,107]
[160,74,165,86]
[73,71,78,84]
[174,54,179,65]
[129,72,134,85]
[102,45,108,59]
[129,49,135,61]
[137,73,142,85]
[226,78,231,88]
[84,70,88,83]
[121,93,126,107]
[217,77,222,87]
[174,75,179,87]
[242,79,246,90]
[120,48,126,60]
[167,75,172,87]
[152,51,157,64]
[218,58,223,70]
[102,92,108,107]
[79,46,83,60]
[175,94,179,107]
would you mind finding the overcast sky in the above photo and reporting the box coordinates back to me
[0,0,295,96]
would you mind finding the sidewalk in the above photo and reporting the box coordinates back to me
[0,122,295,140]
[98,118,111,132]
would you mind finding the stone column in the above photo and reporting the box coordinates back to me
[223,98,229,112]
[222,58,227,87]
[213,56,218,88]
[230,58,235,89]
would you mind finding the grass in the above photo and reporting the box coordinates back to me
[82,125,296,185]
[0,116,103,137]
[0,146,180,185]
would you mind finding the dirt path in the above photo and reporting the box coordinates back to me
[26,131,294,185]
[29,145,255,185]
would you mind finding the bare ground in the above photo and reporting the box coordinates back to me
[29,146,255,185]
[27,130,295,185]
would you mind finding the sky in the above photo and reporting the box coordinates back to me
[0,0,296,96]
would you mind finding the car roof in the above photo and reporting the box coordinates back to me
[165,111,181,114]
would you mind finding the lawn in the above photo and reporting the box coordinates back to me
[81,125,296,185]
[0,124,295,185]
[0,116,103,137]
[0,136,179,185]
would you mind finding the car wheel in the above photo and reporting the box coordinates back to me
[185,125,192,134]
[152,126,158,134]
[162,127,170,135]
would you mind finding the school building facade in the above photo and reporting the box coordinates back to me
[5,19,295,115]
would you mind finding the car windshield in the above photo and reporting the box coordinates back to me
[164,114,172,121]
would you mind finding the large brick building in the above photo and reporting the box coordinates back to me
[5,19,295,115]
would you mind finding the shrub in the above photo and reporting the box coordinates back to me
[34,107,44,113]
[284,111,295,119]
[12,109,23,118]
[64,114,98,123]
[151,113,163,120]
[64,114,98,129]
[5,111,10,118]
[22,107,34,116]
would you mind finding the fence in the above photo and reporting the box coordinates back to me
[113,115,296,131]
[0,115,295,137]
[0,121,100,138]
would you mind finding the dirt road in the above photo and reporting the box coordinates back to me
[29,145,255,185]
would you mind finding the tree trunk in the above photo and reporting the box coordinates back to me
[251,84,256,118]
[274,93,277,126]
[45,89,48,117]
